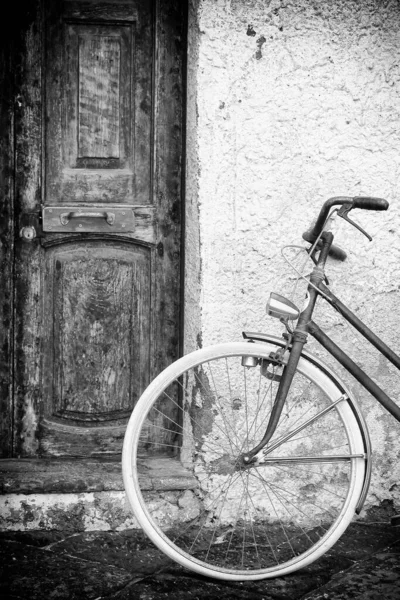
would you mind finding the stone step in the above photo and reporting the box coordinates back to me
[0,457,198,532]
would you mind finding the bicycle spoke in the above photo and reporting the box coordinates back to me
[250,467,317,549]
[145,403,234,458]
[263,395,347,456]
[237,469,279,566]
[251,467,340,523]
[205,362,242,454]
[123,343,366,580]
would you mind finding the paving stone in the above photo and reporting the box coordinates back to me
[302,543,400,600]
[0,522,399,600]
[0,539,134,600]
[37,530,175,576]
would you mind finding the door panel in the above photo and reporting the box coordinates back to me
[45,243,150,420]
[40,241,150,456]
[47,2,152,204]
[4,0,185,459]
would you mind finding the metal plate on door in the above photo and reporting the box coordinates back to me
[42,206,135,233]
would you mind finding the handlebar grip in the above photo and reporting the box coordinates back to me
[326,243,347,261]
[302,230,347,261]
[352,197,389,211]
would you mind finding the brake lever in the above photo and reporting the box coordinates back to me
[337,203,372,241]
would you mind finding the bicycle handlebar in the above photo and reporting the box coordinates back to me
[352,196,389,211]
[302,196,389,261]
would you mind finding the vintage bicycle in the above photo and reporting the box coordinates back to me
[122,196,399,581]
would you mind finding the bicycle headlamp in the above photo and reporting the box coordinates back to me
[266,292,300,320]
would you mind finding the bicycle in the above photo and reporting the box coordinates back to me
[122,195,399,581]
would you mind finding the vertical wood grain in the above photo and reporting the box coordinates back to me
[78,35,120,158]
[40,242,151,455]
[153,0,185,377]
[51,249,150,419]
[12,0,43,457]
[46,1,153,203]
[137,0,186,457]
[6,0,185,460]
[0,10,15,456]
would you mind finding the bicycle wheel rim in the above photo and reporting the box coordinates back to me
[123,342,366,581]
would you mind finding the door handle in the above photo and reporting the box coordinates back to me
[42,206,135,233]
[60,211,115,226]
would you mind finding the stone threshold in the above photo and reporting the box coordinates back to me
[0,457,197,495]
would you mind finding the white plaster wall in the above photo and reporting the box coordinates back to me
[185,0,400,513]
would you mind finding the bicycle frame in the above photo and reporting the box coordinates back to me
[309,288,400,422]
[243,231,400,461]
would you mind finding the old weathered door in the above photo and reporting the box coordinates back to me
[0,0,185,459]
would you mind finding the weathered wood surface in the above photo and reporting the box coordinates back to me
[64,0,138,22]
[0,457,197,494]
[152,0,185,378]
[44,245,151,420]
[46,2,152,204]
[54,254,138,420]
[78,34,121,159]
[38,422,126,458]
[38,241,151,456]
[41,205,156,244]
[0,9,15,457]
[3,0,185,461]
[12,0,43,458]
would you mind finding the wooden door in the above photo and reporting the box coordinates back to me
[0,0,185,459]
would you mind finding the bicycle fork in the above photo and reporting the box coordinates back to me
[239,233,334,468]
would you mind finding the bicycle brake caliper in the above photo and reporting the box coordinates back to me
[261,333,292,382]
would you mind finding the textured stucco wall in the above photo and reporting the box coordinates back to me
[185,0,400,514]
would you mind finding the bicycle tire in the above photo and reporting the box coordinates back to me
[122,340,366,581]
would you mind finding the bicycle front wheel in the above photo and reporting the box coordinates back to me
[122,341,366,581]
